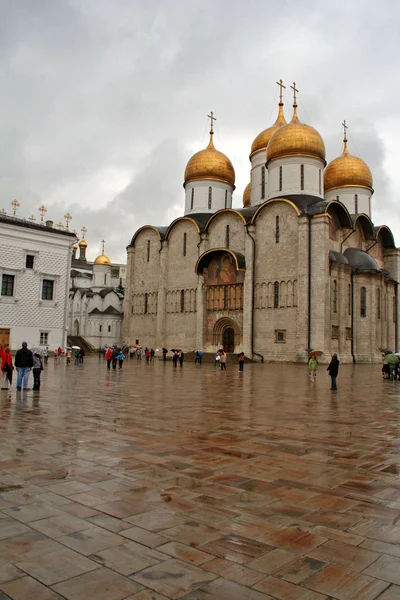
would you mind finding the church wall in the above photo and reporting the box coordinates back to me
[325,187,371,218]
[252,201,301,360]
[184,179,233,215]
[166,221,199,289]
[250,150,267,205]
[206,212,246,254]
[329,265,353,362]
[268,156,324,200]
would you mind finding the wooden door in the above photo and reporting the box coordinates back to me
[222,327,235,353]
[0,329,10,348]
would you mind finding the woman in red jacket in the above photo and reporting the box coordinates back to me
[1,347,13,390]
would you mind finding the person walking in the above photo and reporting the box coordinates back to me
[172,350,179,368]
[1,347,13,390]
[162,348,168,362]
[117,349,125,369]
[44,347,49,365]
[112,347,119,370]
[74,349,80,365]
[238,352,245,372]
[327,354,340,390]
[214,352,221,367]
[80,348,85,364]
[145,348,150,364]
[15,342,33,391]
[32,352,43,390]
[308,354,318,382]
[179,351,184,367]
[105,347,112,369]
[150,348,155,362]
[220,351,227,371]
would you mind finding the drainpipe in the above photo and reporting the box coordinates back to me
[245,225,256,358]
[308,215,312,352]
[351,270,356,363]
[341,228,355,253]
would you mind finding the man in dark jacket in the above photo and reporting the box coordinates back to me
[327,354,340,390]
[15,342,34,391]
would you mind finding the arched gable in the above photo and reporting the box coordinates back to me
[325,200,353,229]
[353,214,375,241]
[375,225,395,249]
[165,216,200,239]
[251,198,301,225]
[204,208,247,232]
[195,248,246,275]
[130,225,166,247]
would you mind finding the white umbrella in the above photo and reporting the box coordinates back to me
[71,345,80,350]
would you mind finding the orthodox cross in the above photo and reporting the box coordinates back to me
[276,79,286,103]
[38,205,47,224]
[342,119,348,142]
[29,214,36,222]
[11,200,20,216]
[207,111,216,133]
[56,221,63,229]
[290,82,299,106]
[81,226,87,239]
[64,212,72,231]
[1,208,6,215]
[101,239,106,254]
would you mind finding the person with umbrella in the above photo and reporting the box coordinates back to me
[327,354,340,390]
[1,347,13,390]
[385,352,399,380]
[308,350,321,382]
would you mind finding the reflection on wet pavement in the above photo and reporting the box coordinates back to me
[0,356,400,598]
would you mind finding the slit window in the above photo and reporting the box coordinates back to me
[226,225,230,249]
[183,232,187,257]
[279,166,283,192]
[332,280,337,313]
[300,164,304,190]
[275,215,280,243]
[261,166,265,199]
[224,286,229,310]
[180,289,185,312]
[224,190,228,208]
[355,194,358,214]
[274,281,280,308]
[190,188,194,210]
[146,240,150,262]
[208,187,212,209]
[144,293,148,314]
[318,169,322,194]
[377,288,381,319]
[360,286,367,317]
[348,283,351,315]
[393,297,396,322]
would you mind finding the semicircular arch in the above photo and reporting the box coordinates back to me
[195,248,246,275]
[204,208,247,232]
[130,225,163,247]
[251,198,301,225]
[165,216,200,240]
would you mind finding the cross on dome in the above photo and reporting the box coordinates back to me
[207,111,216,134]
[290,82,299,107]
[101,239,106,254]
[276,79,286,104]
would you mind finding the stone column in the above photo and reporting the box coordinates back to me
[296,215,310,357]
[156,241,168,347]
[196,275,204,349]
[310,215,331,358]
[243,225,255,357]
[123,246,135,341]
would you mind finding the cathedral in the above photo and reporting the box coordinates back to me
[123,83,399,363]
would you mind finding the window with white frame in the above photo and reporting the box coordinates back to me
[1,274,15,296]
[39,332,49,345]
[42,279,54,300]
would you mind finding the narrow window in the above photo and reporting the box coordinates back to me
[261,166,265,199]
[108,325,111,332]
[208,187,212,210]
[39,332,48,345]
[274,281,280,308]
[183,232,187,257]
[279,166,283,192]
[42,279,54,300]
[104,274,107,285]
[275,215,280,243]
[354,194,358,214]
[300,164,304,190]
[360,286,367,317]
[180,289,185,313]
[332,280,337,313]
[190,188,194,210]
[318,169,322,194]
[224,286,229,310]
[99,325,102,332]
[146,240,150,262]
[1,274,15,296]
[25,255,34,269]
[226,225,230,249]
[144,293,148,314]
[275,329,286,343]
[348,283,351,315]
[224,190,228,208]
[393,297,396,322]
[377,288,381,319]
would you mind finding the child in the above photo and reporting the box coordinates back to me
[117,350,125,369]
[308,354,318,382]
[32,352,43,390]
[238,352,245,372]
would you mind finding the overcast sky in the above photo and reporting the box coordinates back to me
[0,0,399,262]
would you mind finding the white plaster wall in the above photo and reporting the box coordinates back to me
[184,179,233,215]
[92,264,111,288]
[250,150,267,206]
[324,187,371,217]
[268,156,325,199]
[0,221,73,351]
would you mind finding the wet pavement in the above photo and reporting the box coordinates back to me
[0,356,400,598]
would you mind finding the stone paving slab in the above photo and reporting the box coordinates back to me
[1,357,400,598]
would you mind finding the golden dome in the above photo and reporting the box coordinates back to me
[243,183,251,207]
[78,238,88,248]
[94,254,111,265]
[184,131,235,187]
[250,103,287,157]
[266,105,325,164]
[324,139,373,192]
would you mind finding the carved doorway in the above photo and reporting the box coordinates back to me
[222,327,235,353]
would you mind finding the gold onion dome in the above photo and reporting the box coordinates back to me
[72,242,78,250]
[184,130,235,187]
[324,135,373,192]
[243,183,251,207]
[78,238,87,248]
[251,103,287,157]
[266,103,326,164]
[94,253,111,265]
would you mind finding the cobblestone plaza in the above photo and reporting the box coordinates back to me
[0,357,399,599]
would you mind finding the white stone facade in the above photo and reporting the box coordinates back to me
[0,216,75,351]
[184,179,233,215]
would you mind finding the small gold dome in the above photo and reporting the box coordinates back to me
[324,141,373,192]
[266,106,325,164]
[94,254,111,265]
[72,242,78,250]
[243,183,251,207]
[250,103,287,157]
[184,132,235,187]
[78,239,88,248]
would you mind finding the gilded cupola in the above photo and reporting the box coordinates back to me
[250,80,287,158]
[243,183,251,207]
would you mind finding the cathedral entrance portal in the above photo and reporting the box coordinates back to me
[74,319,80,336]
[222,327,235,353]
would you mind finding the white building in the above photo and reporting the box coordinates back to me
[0,214,75,351]
[67,239,125,348]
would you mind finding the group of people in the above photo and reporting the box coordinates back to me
[1,342,44,391]
[308,352,340,390]
[104,346,126,369]
[381,349,400,380]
